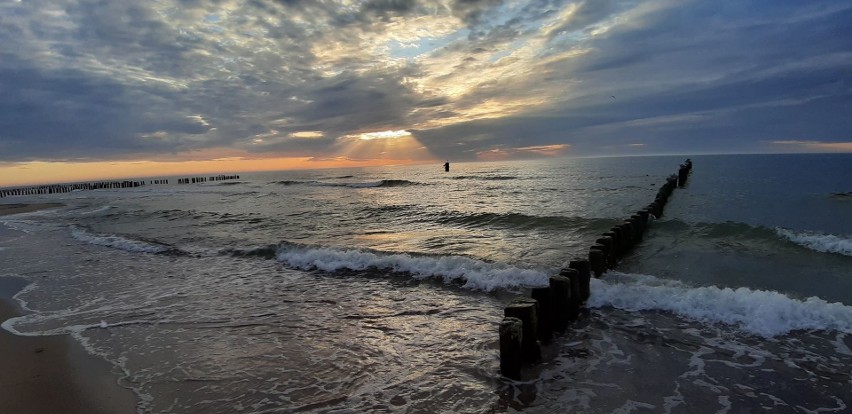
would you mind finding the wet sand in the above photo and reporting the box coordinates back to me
[0,203,64,217]
[0,203,137,413]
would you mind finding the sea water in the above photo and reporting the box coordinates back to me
[1,154,851,413]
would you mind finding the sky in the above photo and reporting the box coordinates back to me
[1,0,851,185]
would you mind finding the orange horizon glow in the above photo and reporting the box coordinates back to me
[0,156,437,187]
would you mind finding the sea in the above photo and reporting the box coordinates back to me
[1,153,851,413]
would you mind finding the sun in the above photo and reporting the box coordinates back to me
[336,130,434,162]
[357,130,412,140]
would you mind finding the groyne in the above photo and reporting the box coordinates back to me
[0,175,240,199]
[499,158,693,380]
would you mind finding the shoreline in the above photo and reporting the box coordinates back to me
[0,277,138,414]
[0,202,64,217]
[0,203,138,413]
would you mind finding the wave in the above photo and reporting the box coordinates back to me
[273,180,315,186]
[273,179,421,188]
[775,228,852,256]
[590,272,852,337]
[829,191,852,199]
[423,210,613,231]
[79,205,113,215]
[654,220,775,240]
[274,242,549,291]
[654,220,852,256]
[332,179,422,188]
[219,245,279,259]
[70,226,183,255]
[135,209,264,225]
[451,175,518,181]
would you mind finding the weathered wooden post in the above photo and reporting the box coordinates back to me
[630,214,645,238]
[595,237,615,268]
[549,275,571,332]
[504,299,540,362]
[589,248,605,277]
[603,230,621,260]
[678,165,689,187]
[637,210,650,227]
[612,226,629,257]
[648,201,662,218]
[559,268,581,321]
[619,221,635,249]
[568,259,592,303]
[530,287,553,344]
[499,317,523,380]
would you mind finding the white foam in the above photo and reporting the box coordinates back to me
[0,219,35,234]
[775,228,852,256]
[80,205,114,215]
[275,245,549,291]
[70,226,171,254]
[589,272,852,337]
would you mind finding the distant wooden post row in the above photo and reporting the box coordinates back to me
[499,158,692,380]
[0,175,240,198]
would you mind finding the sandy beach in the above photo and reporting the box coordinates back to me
[0,202,137,413]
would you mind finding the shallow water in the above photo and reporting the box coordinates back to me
[1,154,851,413]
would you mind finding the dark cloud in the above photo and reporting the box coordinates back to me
[1,0,850,165]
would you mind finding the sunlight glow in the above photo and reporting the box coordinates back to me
[771,140,852,152]
[357,130,412,140]
[0,155,431,187]
[289,131,325,139]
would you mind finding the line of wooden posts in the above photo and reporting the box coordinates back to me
[0,174,240,198]
[176,174,240,184]
[499,159,693,380]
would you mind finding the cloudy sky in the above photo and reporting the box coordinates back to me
[1,0,851,184]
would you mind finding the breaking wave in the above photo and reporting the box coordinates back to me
[273,179,422,188]
[775,228,852,256]
[274,242,549,291]
[590,272,852,337]
[70,226,183,255]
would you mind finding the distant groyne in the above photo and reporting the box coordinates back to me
[499,159,693,380]
[0,174,240,198]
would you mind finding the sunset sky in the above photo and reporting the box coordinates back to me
[1,0,851,186]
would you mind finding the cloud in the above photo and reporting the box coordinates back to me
[1,0,851,169]
[476,143,570,160]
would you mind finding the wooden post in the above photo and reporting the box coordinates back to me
[568,259,592,303]
[603,231,621,260]
[637,210,650,226]
[504,299,540,362]
[549,275,571,332]
[611,226,628,258]
[499,317,523,380]
[589,248,605,278]
[530,287,553,344]
[618,222,635,250]
[559,268,581,320]
[678,165,689,187]
[594,237,615,268]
